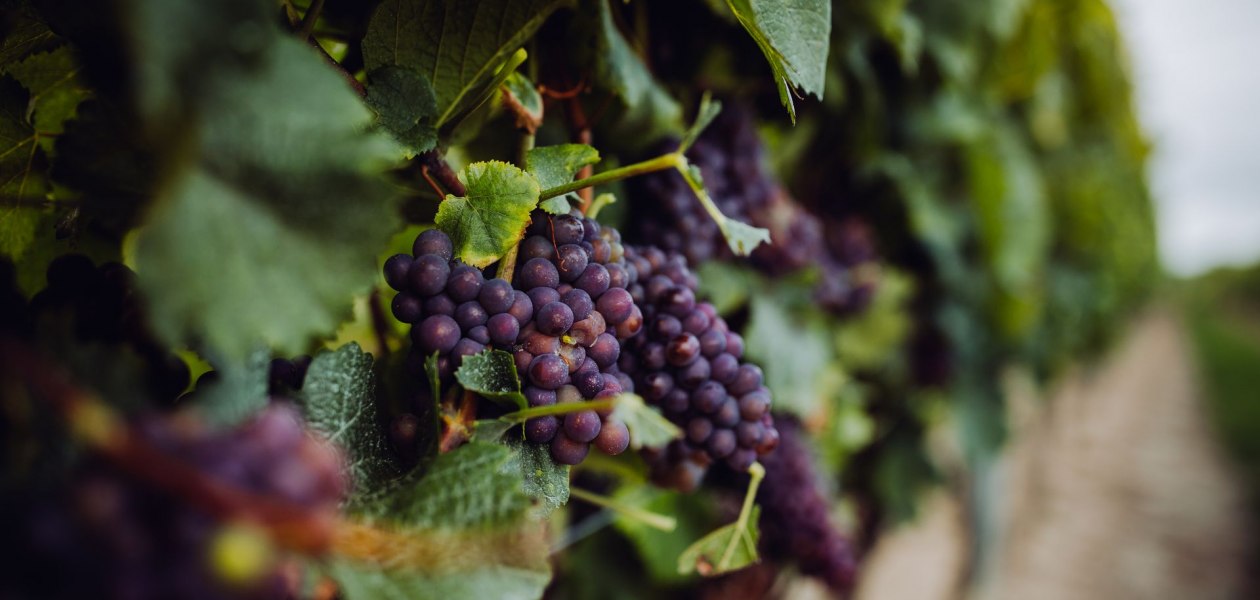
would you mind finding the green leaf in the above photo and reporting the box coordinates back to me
[364,65,438,156]
[0,78,45,259]
[524,144,600,213]
[5,45,90,145]
[724,0,831,121]
[612,487,717,584]
[363,440,531,528]
[194,348,270,427]
[678,94,722,153]
[610,393,681,450]
[676,162,770,256]
[502,72,542,120]
[0,3,57,67]
[455,349,528,409]
[298,343,402,495]
[329,559,550,600]
[435,161,539,268]
[507,438,569,518]
[743,291,840,417]
[571,0,683,145]
[361,0,570,127]
[677,505,761,576]
[133,37,402,360]
[694,262,758,315]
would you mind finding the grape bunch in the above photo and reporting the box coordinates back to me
[383,219,637,465]
[617,245,779,489]
[626,105,878,314]
[755,416,858,592]
[0,404,346,600]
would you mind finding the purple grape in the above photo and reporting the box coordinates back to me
[487,313,520,346]
[446,265,484,302]
[384,254,413,291]
[520,235,555,260]
[526,416,560,443]
[518,258,560,289]
[555,244,589,282]
[593,419,630,455]
[413,228,453,260]
[563,410,602,443]
[561,289,594,321]
[391,292,423,323]
[525,387,557,407]
[454,301,489,329]
[528,354,569,390]
[729,364,763,395]
[423,294,456,317]
[687,418,714,444]
[478,278,514,314]
[536,302,574,336]
[527,286,561,315]
[550,432,589,465]
[552,214,585,244]
[467,325,490,345]
[415,315,460,354]
[597,288,634,324]
[408,254,450,296]
[507,290,533,325]
[588,333,620,368]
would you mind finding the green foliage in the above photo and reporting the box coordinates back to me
[435,160,539,268]
[609,393,682,450]
[455,349,528,410]
[298,343,402,496]
[744,285,842,418]
[677,505,761,576]
[723,0,831,121]
[569,0,683,145]
[508,438,570,518]
[365,65,439,155]
[194,348,270,427]
[526,144,600,213]
[362,0,570,128]
[360,440,530,527]
[329,560,551,600]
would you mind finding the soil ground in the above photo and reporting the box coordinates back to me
[852,308,1257,600]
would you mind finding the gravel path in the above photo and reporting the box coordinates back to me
[853,308,1256,600]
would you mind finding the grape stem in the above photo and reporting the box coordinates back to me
[419,150,466,196]
[569,487,678,532]
[538,152,682,201]
[499,397,618,423]
[297,0,324,40]
[718,461,765,570]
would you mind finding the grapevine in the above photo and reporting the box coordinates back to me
[0,0,1159,599]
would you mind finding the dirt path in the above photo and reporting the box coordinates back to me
[852,308,1256,600]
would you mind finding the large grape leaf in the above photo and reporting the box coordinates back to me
[330,440,549,600]
[508,438,569,518]
[570,0,682,145]
[435,161,539,268]
[132,36,402,360]
[0,2,58,67]
[364,65,438,156]
[455,349,528,410]
[298,343,403,496]
[361,0,570,127]
[0,78,45,259]
[724,0,831,121]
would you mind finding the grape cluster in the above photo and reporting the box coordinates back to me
[617,245,779,488]
[1,404,346,600]
[626,105,878,314]
[755,416,858,592]
[384,220,635,465]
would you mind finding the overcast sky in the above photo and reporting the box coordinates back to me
[1109,0,1260,276]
